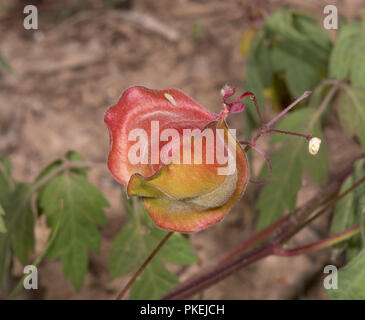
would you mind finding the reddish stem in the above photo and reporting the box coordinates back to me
[273,224,360,256]
[264,128,312,141]
[265,91,312,128]
[219,214,290,264]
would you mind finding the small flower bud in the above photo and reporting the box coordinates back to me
[221,85,235,100]
[308,137,321,155]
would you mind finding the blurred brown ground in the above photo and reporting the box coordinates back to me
[0,0,364,299]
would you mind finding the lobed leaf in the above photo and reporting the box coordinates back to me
[130,259,178,300]
[38,173,108,290]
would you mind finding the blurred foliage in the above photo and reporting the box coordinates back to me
[0,205,5,233]
[256,107,328,230]
[0,152,110,292]
[0,156,34,286]
[338,86,365,151]
[0,148,197,297]
[242,8,365,230]
[243,9,331,230]
[330,159,365,261]
[242,9,332,136]
[329,162,365,300]
[243,7,365,300]
[329,249,365,299]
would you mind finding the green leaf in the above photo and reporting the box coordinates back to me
[256,108,328,229]
[263,9,330,99]
[108,223,142,278]
[0,234,10,286]
[256,146,302,230]
[328,250,365,299]
[270,41,321,97]
[0,156,12,286]
[0,156,13,204]
[0,182,35,286]
[109,199,198,299]
[265,9,331,68]
[291,12,332,52]
[330,178,356,235]
[38,173,108,290]
[243,9,331,136]
[36,151,88,217]
[36,151,87,182]
[3,183,35,264]
[330,21,365,86]
[338,86,365,151]
[247,31,273,88]
[62,241,88,291]
[244,31,271,136]
[244,63,265,137]
[0,204,6,233]
[0,159,34,284]
[109,222,197,278]
[272,108,328,184]
[151,228,198,265]
[130,259,178,300]
[330,159,365,259]
[109,224,181,299]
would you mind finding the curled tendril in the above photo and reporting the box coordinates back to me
[220,86,249,114]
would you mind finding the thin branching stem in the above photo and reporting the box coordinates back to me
[273,224,360,257]
[265,91,312,128]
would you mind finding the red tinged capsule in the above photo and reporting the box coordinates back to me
[105,86,249,232]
